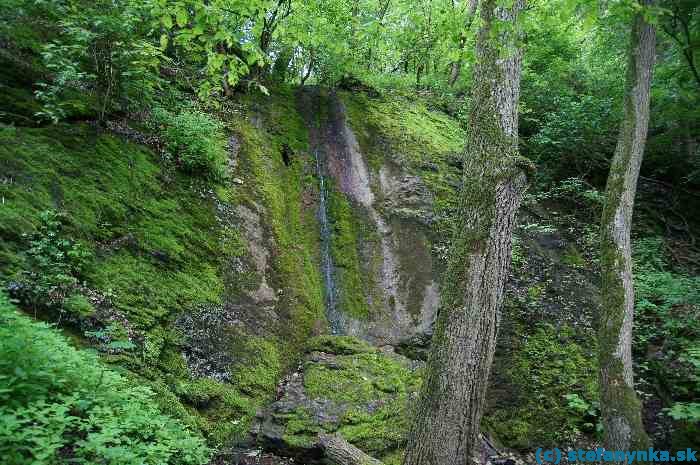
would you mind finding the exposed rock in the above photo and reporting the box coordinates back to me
[379,168,435,225]
[300,88,439,349]
[254,336,420,464]
[228,135,241,170]
[176,304,241,382]
[485,208,602,447]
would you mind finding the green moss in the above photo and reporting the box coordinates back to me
[282,407,324,448]
[486,323,598,448]
[90,252,223,329]
[339,90,466,239]
[340,91,465,173]
[306,335,375,355]
[176,377,256,446]
[380,449,405,465]
[282,338,421,456]
[230,336,282,398]
[225,87,325,357]
[328,187,370,319]
[0,120,268,448]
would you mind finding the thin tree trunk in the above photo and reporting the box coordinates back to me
[598,0,656,453]
[403,0,529,464]
[448,0,479,86]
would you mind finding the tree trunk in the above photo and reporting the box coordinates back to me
[403,0,529,464]
[447,0,479,86]
[318,434,384,465]
[598,0,656,453]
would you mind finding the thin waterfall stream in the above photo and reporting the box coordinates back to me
[314,148,344,334]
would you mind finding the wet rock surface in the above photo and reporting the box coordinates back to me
[299,88,439,348]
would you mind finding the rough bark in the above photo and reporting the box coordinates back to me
[403,0,529,464]
[598,0,656,454]
[318,434,384,465]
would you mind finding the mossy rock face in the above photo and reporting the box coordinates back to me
[485,210,601,449]
[0,84,326,449]
[256,336,421,463]
[299,89,453,348]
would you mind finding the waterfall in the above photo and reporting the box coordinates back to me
[314,149,344,334]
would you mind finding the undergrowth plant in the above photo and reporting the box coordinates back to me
[12,210,91,314]
[151,107,228,180]
[632,237,700,429]
[0,292,211,465]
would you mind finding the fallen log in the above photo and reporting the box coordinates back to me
[317,434,384,465]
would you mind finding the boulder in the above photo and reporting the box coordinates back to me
[254,336,421,465]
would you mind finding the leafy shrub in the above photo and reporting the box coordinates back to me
[632,237,700,437]
[525,94,618,183]
[62,293,95,317]
[151,108,228,180]
[12,210,91,312]
[0,292,211,464]
[525,177,603,215]
[34,0,163,122]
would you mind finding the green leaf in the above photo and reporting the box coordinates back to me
[162,14,173,29]
[175,8,188,28]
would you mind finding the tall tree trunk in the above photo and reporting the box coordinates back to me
[598,0,656,452]
[403,0,529,464]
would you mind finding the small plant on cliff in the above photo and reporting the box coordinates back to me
[151,107,228,180]
[12,210,91,314]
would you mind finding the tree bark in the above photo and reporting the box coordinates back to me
[318,434,384,465]
[403,0,529,464]
[598,0,656,453]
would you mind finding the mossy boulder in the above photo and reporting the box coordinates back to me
[256,336,421,464]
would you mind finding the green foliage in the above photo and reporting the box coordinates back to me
[33,0,163,122]
[151,107,228,179]
[147,0,270,99]
[511,234,525,268]
[62,293,95,317]
[487,323,599,448]
[666,402,700,422]
[13,210,91,312]
[0,292,211,464]
[632,237,700,438]
[525,92,618,183]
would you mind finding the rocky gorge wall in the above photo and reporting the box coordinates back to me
[250,89,603,463]
[298,88,440,348]
[0,65,604,462]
